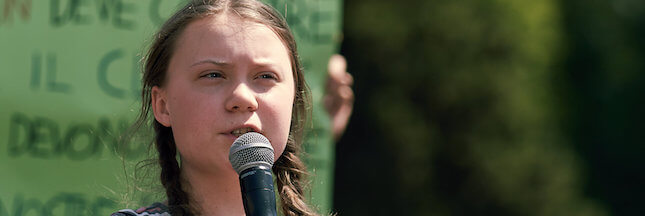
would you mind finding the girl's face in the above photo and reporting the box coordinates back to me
[151,15,295,175]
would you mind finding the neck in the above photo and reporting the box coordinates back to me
[181,165,245,216]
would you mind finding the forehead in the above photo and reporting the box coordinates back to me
[171,14,290,64]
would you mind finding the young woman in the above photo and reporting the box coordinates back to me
[112,0,318,215]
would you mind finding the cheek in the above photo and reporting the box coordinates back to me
[168,94,211,132]
[167,89,224,146]
[166,82,223,128]
[167,92,231,171]
[264,91,295,160]
[271,104,293,159]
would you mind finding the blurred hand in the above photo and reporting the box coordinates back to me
[324,54,354,141]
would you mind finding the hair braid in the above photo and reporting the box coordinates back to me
[273,141,319,216]
[154,122,193,216]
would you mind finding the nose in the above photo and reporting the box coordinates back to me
[225,83,259,112]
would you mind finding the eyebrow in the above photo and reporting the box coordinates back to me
[190,58,283,70]
[190,59,230,67]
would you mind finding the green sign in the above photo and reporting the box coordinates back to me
[0,0,341,215]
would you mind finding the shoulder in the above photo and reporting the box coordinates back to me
[111,202,171,216]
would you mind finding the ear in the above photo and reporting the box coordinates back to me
[151,86,172,127]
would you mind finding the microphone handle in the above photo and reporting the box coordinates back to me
[240,165,277,216]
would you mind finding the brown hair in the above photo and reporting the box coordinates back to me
[132,0,315,215]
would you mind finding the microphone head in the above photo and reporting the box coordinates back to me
[228,132,275,174]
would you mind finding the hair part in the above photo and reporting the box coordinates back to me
[133,0,316,215]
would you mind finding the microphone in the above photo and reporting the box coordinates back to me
[229,132,277,216]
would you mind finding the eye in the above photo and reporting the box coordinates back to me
[200,71,224,79]
[256,72,278,81]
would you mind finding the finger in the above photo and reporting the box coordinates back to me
[338,85,354,102]
[332,94,353,141]
[341,72,354,86]
[328,54,348,80]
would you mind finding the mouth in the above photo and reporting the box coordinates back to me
[230,126,261,137]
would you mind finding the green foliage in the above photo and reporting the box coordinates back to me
[335,0,613,215]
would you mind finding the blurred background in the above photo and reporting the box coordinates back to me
[333,0,644,215]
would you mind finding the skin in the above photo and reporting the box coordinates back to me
[324,54,354,141]
[151,14,295,215]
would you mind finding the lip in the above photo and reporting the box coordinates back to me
[224,124,263,138]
